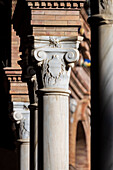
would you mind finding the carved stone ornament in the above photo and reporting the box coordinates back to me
[12,111,30,140]
[48,54,62,78]
[65,50,79,63]
[32,36,83,89]
[34,50,47,61]
[49,37,61,48]
[99,0,113,15]
[19,113,30,140]
[13,111,23,124]
[33,48,79,89]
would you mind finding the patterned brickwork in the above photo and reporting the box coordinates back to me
[29,0,83,36]
[11,27,20,68]
[4,68,29,102]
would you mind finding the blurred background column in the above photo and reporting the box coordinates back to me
[89,0,113,169]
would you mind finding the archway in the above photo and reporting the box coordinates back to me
[76,121,87,169]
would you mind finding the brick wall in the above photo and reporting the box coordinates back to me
[11,27,29,102]
[8,0,29,102]
[31,10,80,36]
[11,27,20,68]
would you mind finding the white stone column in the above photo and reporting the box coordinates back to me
[12,102,30,170]
[32,36,83,170]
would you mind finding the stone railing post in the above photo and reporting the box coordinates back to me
[31,36,83,170]
[10,102,30,170]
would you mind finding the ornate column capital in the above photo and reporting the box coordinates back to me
[32,36,83,90]
[10,102,30,141]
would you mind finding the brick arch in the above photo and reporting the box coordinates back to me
[69,98,90,170]
[82,119,90,170]
[76,121,87,169]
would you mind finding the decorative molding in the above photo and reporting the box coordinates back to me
[4,68,22,82]
[26,0,85,10]
[49,37,61,48]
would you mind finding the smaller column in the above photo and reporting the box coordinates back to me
[11,102,30,170]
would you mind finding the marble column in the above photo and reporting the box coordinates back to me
[89,1,113,169]
[11,102,30,170]
[32,36,83,170]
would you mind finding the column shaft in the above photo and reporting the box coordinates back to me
[41,90,69,170]
[19,141,30,170]
[99,23,113,170]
